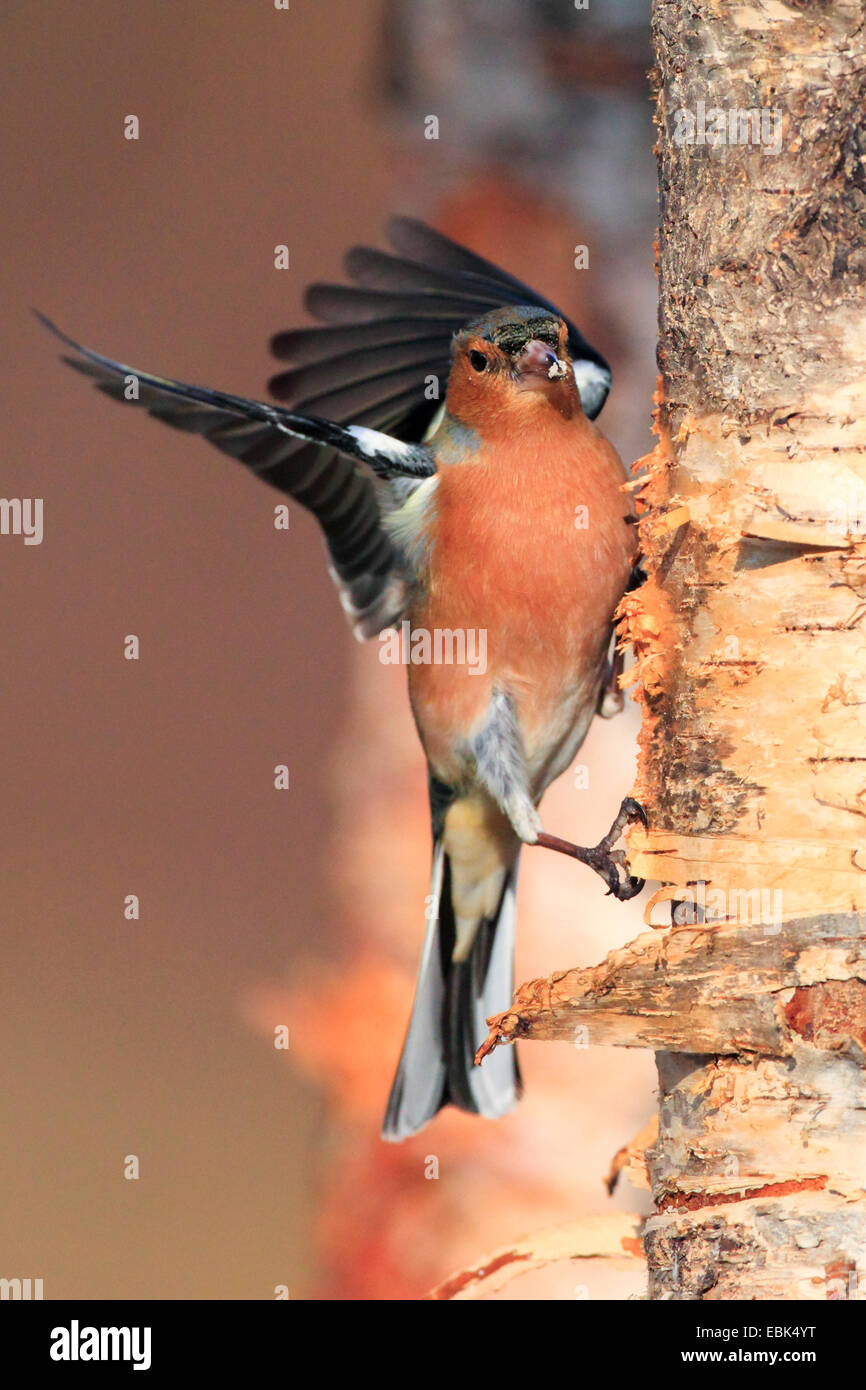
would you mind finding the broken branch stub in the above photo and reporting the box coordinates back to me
[477,913,866,1062]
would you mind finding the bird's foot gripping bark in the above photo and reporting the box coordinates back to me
[535,797,646,900]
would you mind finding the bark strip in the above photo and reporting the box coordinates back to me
[477,912,866,1058]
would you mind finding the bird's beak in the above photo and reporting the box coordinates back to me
[514,339,570,391]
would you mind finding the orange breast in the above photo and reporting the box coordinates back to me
[407,412,635,780]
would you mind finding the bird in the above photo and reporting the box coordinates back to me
[37,215,644,1141]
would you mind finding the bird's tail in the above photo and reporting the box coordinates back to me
[382,842,521,1141]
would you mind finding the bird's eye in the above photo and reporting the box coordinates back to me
[468,350,489,373]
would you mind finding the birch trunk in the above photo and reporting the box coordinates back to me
[479,0,866,1300]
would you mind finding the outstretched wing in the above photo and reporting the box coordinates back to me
[40,219,611,637]
[37,313,434,637]
[270,215,612,432]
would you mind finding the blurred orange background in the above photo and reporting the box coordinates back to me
[2,0,657,1298]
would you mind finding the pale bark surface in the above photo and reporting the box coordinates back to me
[478,0,866,1300]
[629,0,866,924]
[634,1,866,1301]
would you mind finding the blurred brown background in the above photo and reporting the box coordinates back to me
[2,0,657,1298]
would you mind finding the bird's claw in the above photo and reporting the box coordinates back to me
[623,795,648,829]
[600,795,647,846]
[585,845,645,902]
[534,796,647,901]
[604,850,645,901]
[590,797,647,900]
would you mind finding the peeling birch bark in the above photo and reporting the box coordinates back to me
[623,0,866,1300]
[476,0,866,1299]
[475,914,866,1295]
[624,1,866,917]
[606,1116,657,1195]
[427,1214,645,1301]
[645,1052,866,1300]
[477,912,866,1057]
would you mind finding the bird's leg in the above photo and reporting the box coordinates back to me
[469,693,646,899]
[535,797,647,901]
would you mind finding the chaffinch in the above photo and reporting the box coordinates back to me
[39,216,643,1141]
